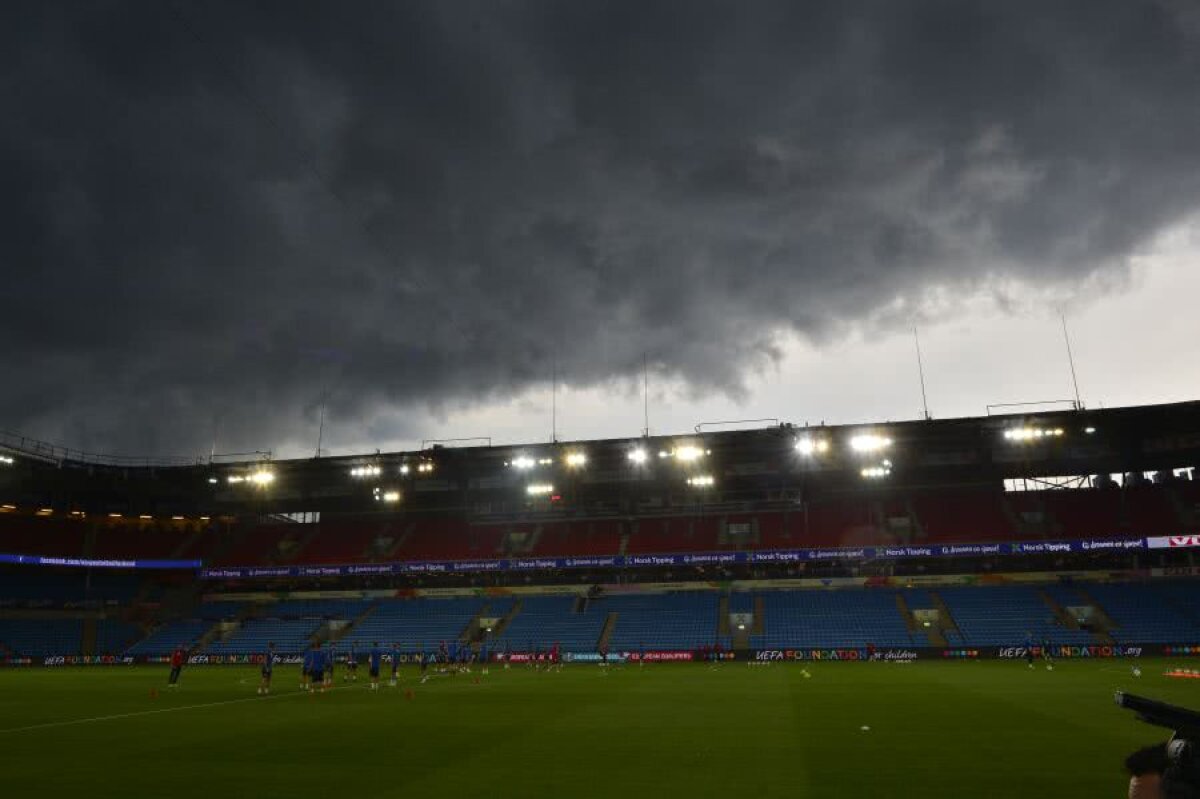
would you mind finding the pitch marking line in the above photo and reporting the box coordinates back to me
[0,684,358,735]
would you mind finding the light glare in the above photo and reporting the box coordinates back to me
[850,434,892,453]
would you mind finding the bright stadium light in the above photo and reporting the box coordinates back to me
[139,514,152,520]
[527,483,555,496]
[510,455,536,470]
[628,448,648,464]
[226,475,245,484]
[417,461,434,474]
[207,477,218,484]
[564,451,587,468]
[382,490,401,503]
[0,504,16,512]
[249,469,275,486]
[1003,427,1065,442]
[861,460,892,479]
[399,464,410,475]
[686,474,715,488]
[1084,426,1096,434]
[795,437,829,456]
[350,465,382,478]
[850,433,892,453]
[674,445,705,462]
[0,455,14,465]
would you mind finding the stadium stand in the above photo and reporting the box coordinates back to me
[603,593,718,650]
[0,619,83,656]
[756,591,917,649]
[496,596,607,651]
[207,618,322,655]
[935,586,1096,646]
[94,619,144,654]
[1083,582,1200,643]
[911,490,1012,543]
[340,597,483,652]
[126,620,212,656]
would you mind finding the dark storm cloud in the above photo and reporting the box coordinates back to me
[2,0,1198,455]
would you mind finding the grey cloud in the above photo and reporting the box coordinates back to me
[1,0,1198,456]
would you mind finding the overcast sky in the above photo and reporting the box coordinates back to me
[1,1,1198,460]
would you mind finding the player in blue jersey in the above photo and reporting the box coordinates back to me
[344,644,357,682]
[1042,636,1055,671]
[389,643,401,687]
[309,643,326,693]
[301,645,313,690]
[368,642,382,691]
[258,642,276,695]
[323,643,335,689]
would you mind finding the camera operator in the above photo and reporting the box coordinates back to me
[1125,742,1169,799]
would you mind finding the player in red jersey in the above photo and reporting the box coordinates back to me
[167,645,186,689]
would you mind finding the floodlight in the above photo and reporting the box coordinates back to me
[207,477,218,484]
[0,455,14,465]
[1085,426,1096,434]
[674,445,704,462]
[350,465,382,478]
[511,456,536,470]
[399,464,410,475]
[527,483,555,496]
[172,516,185,521]
[564,452,587,468]
[628,448,648,464]
[850,434,892,453]
[249,469,275,486]
[795,437,830,456]
[417,462,434,474]
[861,463,892,478]
[226,475,245,484]
[538,458,553,466]
[382,491,401,503]
[139,514,152,520]
[686,474,715,487]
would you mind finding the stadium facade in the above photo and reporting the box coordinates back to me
[1,400,1199,664]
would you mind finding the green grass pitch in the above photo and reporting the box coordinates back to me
[0,659,1193,797]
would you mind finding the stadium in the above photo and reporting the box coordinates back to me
[8,2,1200,796]
[2,401,1200,795]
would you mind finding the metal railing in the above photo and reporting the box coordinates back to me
[0,429,215,468]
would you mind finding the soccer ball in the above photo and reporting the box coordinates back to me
[1132,667,1142,678]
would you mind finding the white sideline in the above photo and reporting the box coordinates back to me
[0,683,357,734]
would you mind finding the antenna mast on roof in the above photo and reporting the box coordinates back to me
[551,358,558,443]
[642,353,650,437]
[1060,310,1083,410]
[314,387,328,458]
[913,327,931,421]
